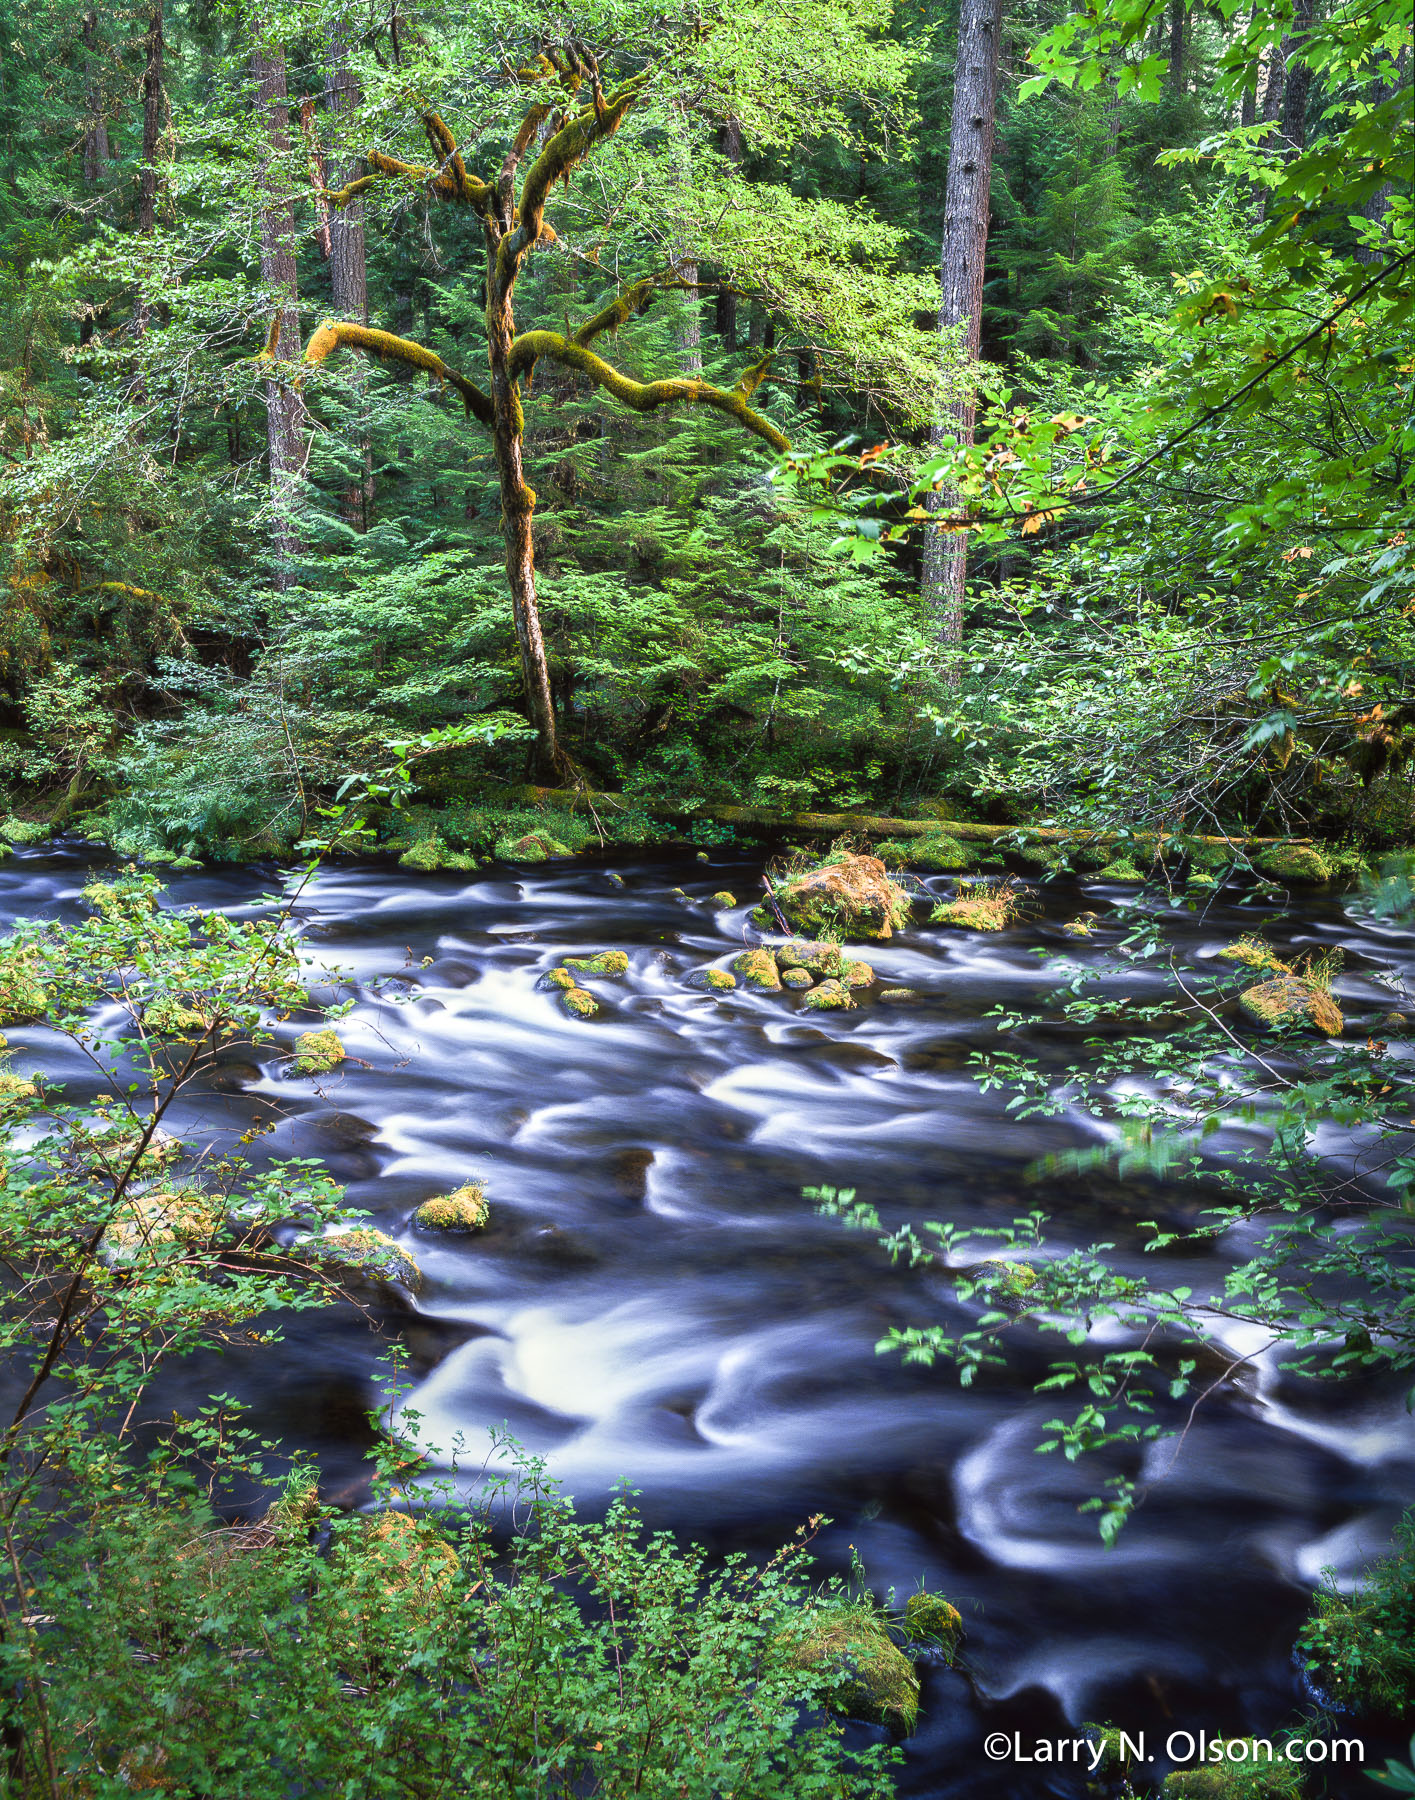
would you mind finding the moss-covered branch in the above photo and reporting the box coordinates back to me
[507,332,790,453]
[571,274,690,347]
[304,321,494,428]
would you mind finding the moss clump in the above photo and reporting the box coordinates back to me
[1084,1724,1134,1775]
[878,987,919,1003]
[774,941,843,978]
[1095,858,1146,883]
[1160,1744,1305,1798]
[561,986,599,1019]
[803,978,854,1011]
[1062,912,1098,939]
[399,833,478,872]
[1010,839,1065,871]
[0,1071,36,1108]
[780,967,813,989]
[775,852,913,942]
[415,1181,489,1233]
[293,1029,345,1075]
[1297,1511,1415,1717]
[1240,975,1343,1036]
[564,950,629,977]
[80,1125,184,1176]
[732,948,782,991]
[876,833,976,873]
[708,890,737,909]
[931,882,1023,932]
[778,1603,919,1732]
[1218,935,1285,971]
[541,966,577,991]
[494,831,571,862]
[842,960,874,989]
[902,1592,962,1653]
[143,997,212,1038]
[0,957,47,1025]
[975,1259,1040,1308]
[687,967,736,992]
[100,1187,223,1266]
[1254,842,1332,884]
[302,1227,422,1291]
[0,817,50,846]
[82,879,157,921]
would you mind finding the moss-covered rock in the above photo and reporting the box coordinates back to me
[732,948,782,991]
[143,996,212,1038]
[538,967,575,991]
[778,1603,919,1732]
[399,834,478,872]
[293,1029,345,1075]
[82,879,157,921]
[1062,912,1099,939]
[80,1124,184,1176]
[708,890,737,909]
[687,967,736,993]
[0,957,47,1025]
[1095,858,1146,883]
[780,966,813,989]
[975,1259,1040,1310]
[0,816,51,846]
[0,1071,36,1109]
[414,1181,489,1233]
[1011,839,1065,871]
[876,833,976,873]
[1239,975,1343,1036]
[100,1187,224,1265]
[842,960,874,989]
[803,978,854,1011]
[1254,842,1332,884]
[561,986,599,1019]
[774,853,913,942]
[495,831,571,862]
[1160,1744,1305,1798]
[1083,1724,1136,1775]
[564,950,629,977]
[773,940,843,979]
[878,987,920,1003]
[301,1227,422,1291]
[1217,936,1285,972]
[930,883,1022,931]
[902,1591,962,1653]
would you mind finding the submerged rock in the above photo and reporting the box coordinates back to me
[780,966,813,990]
[293,1029,345,1075]
[774,853,912,942]
[803,978,854,1011]
[415,1181,489,1233]
[1253,842,1331,884]
[564,950,629,977]
[777,1603,919,1732]
[732,948,782,991]
[687,967,736,992]
[1240,975,1343,1036]
[878,987,920,1003]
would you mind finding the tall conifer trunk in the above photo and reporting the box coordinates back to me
[252,39,304,588]
[324,16,373,527]
[80,11,110,185]
[920,1,1001,655]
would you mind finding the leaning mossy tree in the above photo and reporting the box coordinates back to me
[291,2,934,776]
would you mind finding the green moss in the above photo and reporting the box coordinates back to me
[0,1071,36,1108]
[144,996,211,1038]
[82,879,157,921]
[561,986,599,1018]
[1218,936,1284,971]
[302,1227,422,1292]
[1160,1744,1305,1798]
[1254,842,1332,884]
[876,833,976,873]
[1240,975,1343,1036]
[842,960,874,988]
[1062,913,1098,938]
[0,816,50,846]
[0,958,47,1025]
[803,978,854,1011]
[399,834,478,872]
[80,1125,184,1175]
[878,987,920,1003]
[778,1603,919,1732]
[1072,842,1115,871]
[1187,871,1218,891]
[708,890,737,908]
[902,1592,962,1654]
[688,967,736,993]
[564,950,629,977]
[541,966,577,991]
[101,1187,223,1266]
[780,966,813,989]
[494,831,572,862]
[774,941,843,978]
[1095,858,1146,883]
[976,1260,1040,1308]
[414,1182,489,1233]
[293,1029,345,1075]
[1010,839,1064,870]
[775,852,913,941]
[732,948,782,991]
[930,892,1016,931]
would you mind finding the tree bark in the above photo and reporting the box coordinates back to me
[135,2,164,234]
[714,117,742,350]
[80,11,109,186]
[920,0,1002,656]
[252,39,305,588]
[323,15,373,527]
[1260,35,1286,125]
[1280,0,1315,151]
[1168,0,1186,93]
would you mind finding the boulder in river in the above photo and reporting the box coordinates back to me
[1217,935,1284,972]
[293,1029,345,1075]
[100,1186,223,1266]
[842,959,874,989]
[561,986,599,1019]
[541,967,576,991]
[1239,975,1342,1036]
[777,1601,919,1732]
[931,883,1023,931]
[415,1181,489,1233]
[299,1227,423,1292]
[780,966,812,989]
[1253,842,1332,884]
[878,987,919,1003]
[774,940,843,978]
[902,1592,962,1652]
[803,978,853,1011]
[732,948,782,991]
[774,852,912,941]
[708,891,737,909]
[564,951,629,977]
[687,967,736,992]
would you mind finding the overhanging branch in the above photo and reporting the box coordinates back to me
[304,320,494,428]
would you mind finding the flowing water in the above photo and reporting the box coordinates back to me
[5,842,1413,1797]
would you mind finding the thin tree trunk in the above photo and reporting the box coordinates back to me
[1168,0,1186,93]
[714,117,742,350]
[747,300,766,348]
[1280,0,1315,151]
[921,0,1002,656]
[252,38,304,588]
[135,2,164,234]
[324,15,373,527]
[80,11,109,185]
[1261,36,1286,125]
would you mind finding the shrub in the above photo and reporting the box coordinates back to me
[1298,1513,1415,1717]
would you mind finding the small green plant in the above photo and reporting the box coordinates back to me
[1298,1514,1415,1718]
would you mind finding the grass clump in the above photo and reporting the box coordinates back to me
[1297,1512,1415,1717]
[1160,1743,1305,1797]
[415,1182,489,1233]
[0,954,47,1025]
[1095,857,1146,883]
[1217,934,1285,971]
[774,850,912,942]
[777,1601,918,1732]
[0,816,50,846]
[930,881,1025,932]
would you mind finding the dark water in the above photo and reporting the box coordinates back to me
[4,842,1413,1797]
